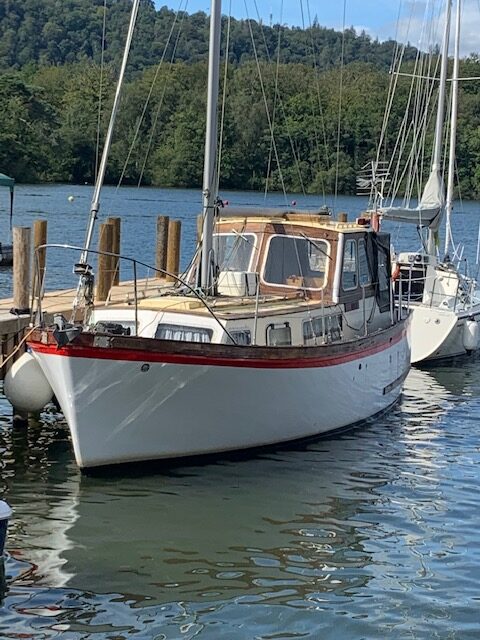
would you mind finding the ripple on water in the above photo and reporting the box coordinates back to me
[1,361,480,638]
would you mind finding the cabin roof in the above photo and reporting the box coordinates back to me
[217,215,368,233]
[136,294,332,319]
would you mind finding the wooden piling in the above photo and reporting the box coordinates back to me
[96,222,114,302]
[106,217,121,286]
[155,216,169,278]
[32,219,48,300]
[338,212,348,223]
[12,227,31,314]
[166,220,181,283]
[1,333,15,380]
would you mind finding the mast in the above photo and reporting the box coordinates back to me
[444,0,461,257]
[200,0,222,292]
[74,0,140,302]
[427,0,452,255]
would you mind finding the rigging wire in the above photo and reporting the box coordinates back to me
[376,0,404,165]
[384,0,442,206]
[377,0,443,210]
[333,0,347,211]
[306,0,330,201]
[404,47,434,201]
[384,3,425,202]
[244,0,288,203]
[251,0,306,197]
[137,7,188,188]
[215,0,232,196]
[264,0,283,200]
[95,0,108,181]
[115,0,187,190]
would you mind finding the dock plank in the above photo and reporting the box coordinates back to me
[0,277,169,318]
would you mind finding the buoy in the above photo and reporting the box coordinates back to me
[4,352,53,413]
[463,319,479,352]
[67,195,74,202]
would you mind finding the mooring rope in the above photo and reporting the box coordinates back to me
[1,326,39,370]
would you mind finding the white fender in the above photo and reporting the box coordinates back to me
[463,319,479,352]
[4,352,53,412]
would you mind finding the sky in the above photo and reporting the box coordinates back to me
[157,0,402,37]
[154,1,480,56]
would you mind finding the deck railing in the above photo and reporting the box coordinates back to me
[396,266,480,313]
[32,243,236,343]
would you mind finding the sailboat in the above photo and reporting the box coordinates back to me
[7,0,411,469]
[369,0,480,364]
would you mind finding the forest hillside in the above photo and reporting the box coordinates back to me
[1,0,480,198]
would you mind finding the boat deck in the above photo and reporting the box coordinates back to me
[0,278,168,377]
[137,293,333,320]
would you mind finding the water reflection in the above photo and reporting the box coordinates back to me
[1,362,480,638]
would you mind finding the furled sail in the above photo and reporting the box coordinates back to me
[378,169,444,230]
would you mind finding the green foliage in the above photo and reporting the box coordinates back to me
[0,74,59,181]
[0,0,416,72]
[0,3,479,197]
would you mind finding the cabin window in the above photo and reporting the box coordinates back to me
[303,315,342,345]
[267,323,292,346]
[358,239,371,286]
[228,329,251,345]
[214,233,255,272]
[155,324,213,343]
[263,235,329,289]
[342,239,358,290]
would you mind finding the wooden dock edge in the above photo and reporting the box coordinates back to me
[0,276,170,381]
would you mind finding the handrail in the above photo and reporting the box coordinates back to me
[395,268,480,311]
[32,243,237,344]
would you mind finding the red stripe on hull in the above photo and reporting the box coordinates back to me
[29,328,406,369]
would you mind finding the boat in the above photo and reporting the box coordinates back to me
[366,0,480,364]
[8,0,411,469]
[0,172,14,266]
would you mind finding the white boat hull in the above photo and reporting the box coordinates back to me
[409,303,480,363]
[29,324,410,468]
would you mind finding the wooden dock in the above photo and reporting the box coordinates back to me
[0,214,182,381]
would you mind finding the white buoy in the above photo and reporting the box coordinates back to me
[4,352,53,412]
[67,195,74,202]
[463,319,479,352]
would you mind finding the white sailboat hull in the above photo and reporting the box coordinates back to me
[409,303,480,363]
[30,326,410,468]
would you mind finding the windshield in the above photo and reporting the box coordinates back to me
[214,233,255,272]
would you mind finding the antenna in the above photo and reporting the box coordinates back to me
[356,161,390,210]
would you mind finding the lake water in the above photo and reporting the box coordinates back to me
[1,186,480,638]
[2,183,480,297]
